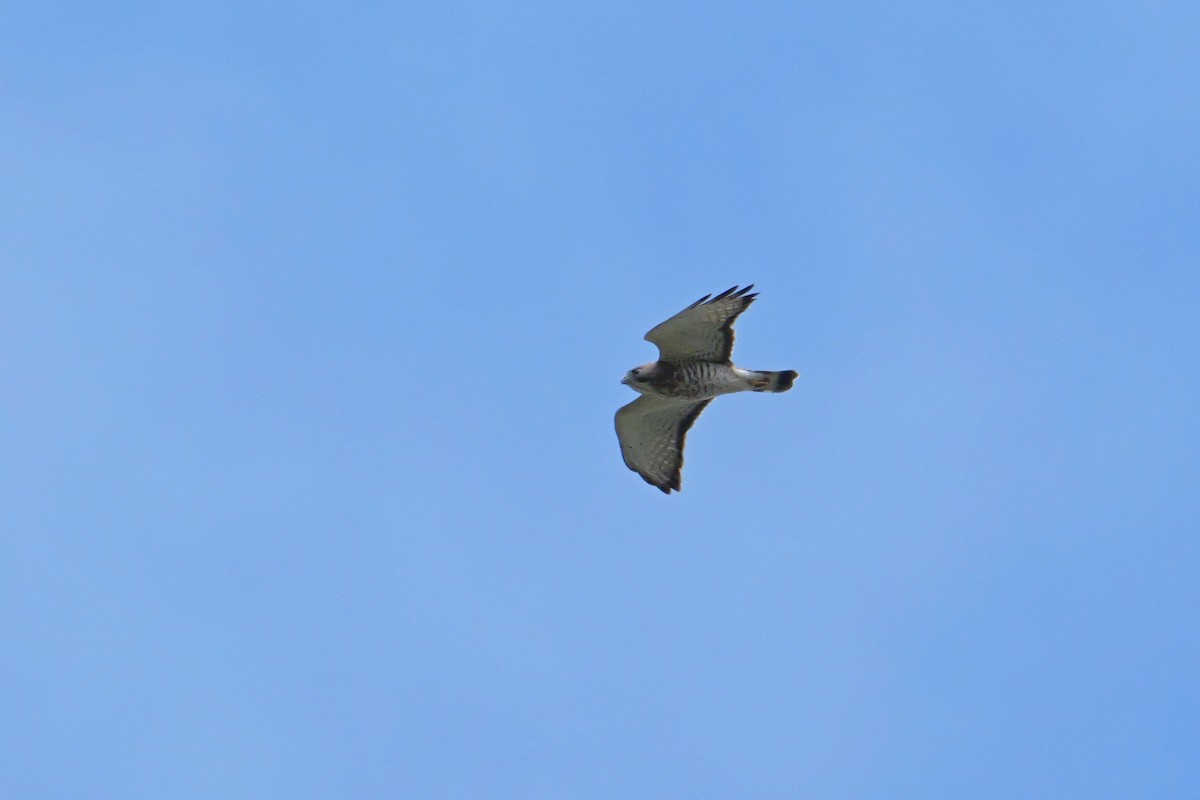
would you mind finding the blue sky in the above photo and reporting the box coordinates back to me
[3,2,1199,797]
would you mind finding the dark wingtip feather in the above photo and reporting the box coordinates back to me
[705,283,753,304]
[642,472,676,493]
[695,284,758,308]
[654,472,681,493]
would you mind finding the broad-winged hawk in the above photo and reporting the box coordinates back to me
[615,285,798,493]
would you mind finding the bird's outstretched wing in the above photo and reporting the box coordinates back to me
[643,285,757,363]
[614,395,712,493]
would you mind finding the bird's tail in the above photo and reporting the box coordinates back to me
[752,370,799,393]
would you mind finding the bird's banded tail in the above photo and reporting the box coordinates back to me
[752,370,798,393]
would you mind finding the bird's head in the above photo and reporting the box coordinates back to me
[621,363,657,392]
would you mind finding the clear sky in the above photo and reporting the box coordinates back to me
[3,2,1198,797]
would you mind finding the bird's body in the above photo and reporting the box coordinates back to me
[615,285,797,493]
[623,361,786,401]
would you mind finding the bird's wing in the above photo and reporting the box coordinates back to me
[614,395,713,494]
[643,285,757,363]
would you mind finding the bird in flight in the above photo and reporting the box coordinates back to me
[615,285,798,493]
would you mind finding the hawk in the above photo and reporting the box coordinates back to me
[615,285,798,493]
